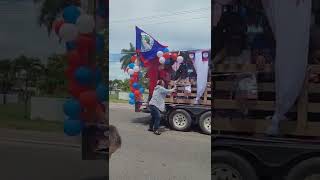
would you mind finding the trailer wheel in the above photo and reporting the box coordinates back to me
[168,109,192,131]
[199,111,211,134]
[286,158,320,180]
[212,151,258,180]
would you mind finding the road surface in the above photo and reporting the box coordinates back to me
[109,104,211,180]
[0,140,107,180]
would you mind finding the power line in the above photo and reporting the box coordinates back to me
[110,7,210,24]
[109,16,210,32]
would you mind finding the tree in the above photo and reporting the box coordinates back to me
[120,43,135,70]
[39,54,68,95]
[0,59,15,104]
[33,0,67,34]
[13,56,45,118]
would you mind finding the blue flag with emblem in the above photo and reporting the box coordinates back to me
[136,26,167,60]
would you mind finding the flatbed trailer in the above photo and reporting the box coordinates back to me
[136,81,212,135]
[213,64,320,180]
[212,135,320,180]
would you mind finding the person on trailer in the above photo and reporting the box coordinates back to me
[148,80,176,135]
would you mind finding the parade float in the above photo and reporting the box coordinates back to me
[125,26,212,135]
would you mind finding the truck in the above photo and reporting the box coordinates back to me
[135,68,212,135]
[212,64,320,180]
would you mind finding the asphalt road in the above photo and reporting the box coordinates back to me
[0,140,107,180]
[109,104,211,180]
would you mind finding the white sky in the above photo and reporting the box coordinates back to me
[109,0,211,53]
[0,0,63,61]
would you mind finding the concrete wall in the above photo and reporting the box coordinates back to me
[0,94,19,104]
[30,97,66,122]
[118,92,149,102]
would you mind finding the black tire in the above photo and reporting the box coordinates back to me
[286,158,320,180]
[168,109,192,131]
[212,150,258,180]
[199,111,211,135]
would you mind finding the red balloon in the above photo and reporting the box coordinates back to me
[171,53,178,60]
[163,53,170,59]
[133,72,139,78]
[130,87,135,93]
[68,81,90,98]
[76,34,95,55]
[80,111,95,122]
[79,90,98,110]
[134,90,140,97]
[131,55,137,62]
[54,20,64,35]
[67,50,88,66]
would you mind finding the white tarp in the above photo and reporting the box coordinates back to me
[194,51,209,102]
[262,0,312,134]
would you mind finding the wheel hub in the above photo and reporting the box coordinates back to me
[173,113,187,128]
[212,164,242,180]
[204,117,211,133]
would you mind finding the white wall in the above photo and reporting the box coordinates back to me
[30,97,66,121]
[0,94,19,104]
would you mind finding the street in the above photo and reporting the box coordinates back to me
[109,104,211,180]
[0,140,107,180]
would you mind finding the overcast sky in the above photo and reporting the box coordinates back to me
[109,0,211,53]
[0,0,63,61]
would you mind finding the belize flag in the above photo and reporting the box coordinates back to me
[136,26,167,60]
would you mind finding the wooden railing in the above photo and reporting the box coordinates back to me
[165,81,212,106]
[213,64,320,137]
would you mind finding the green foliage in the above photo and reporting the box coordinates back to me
[120,43,135,70]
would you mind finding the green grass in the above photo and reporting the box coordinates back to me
[109,94,128,104]
[0,103,63,132]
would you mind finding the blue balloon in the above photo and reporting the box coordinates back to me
[64,118,82,136]
[165,59,171,65]
[66,41,76,51]
[133,82,140,89]
[97,6,106,17]
[139,72,143,78]
[129,98,135,105]
[94,68,102,84]
[139,87,145,94]
[128,63,135,69]
[75,66,93,85]
[163,48,169,53]
[129,92,135,99]
[63,98,81,118]
[63,5,81,24]
[96,83,107,102]
[96,34,105,55]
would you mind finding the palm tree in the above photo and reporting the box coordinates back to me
[120,43,136,70]
[14,56,45,118]
[0,59,15,104]
[33,0,67,34]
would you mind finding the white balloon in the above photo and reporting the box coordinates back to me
[157,51,164,58]
[159,57,166,64]
[128,69,134,75]
[76,14,95,34]
[133,66,140,72]
[177,56,184,63]
[59,23,78,41]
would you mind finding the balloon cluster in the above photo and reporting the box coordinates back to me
[126,56,145,105]
[55,3,106,136]
[156,48,184,65]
